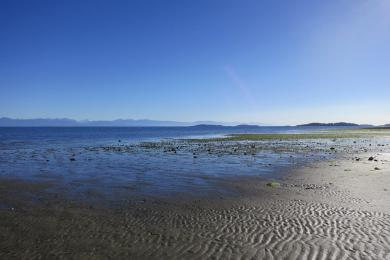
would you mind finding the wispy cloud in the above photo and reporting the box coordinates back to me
[224,64,257,110]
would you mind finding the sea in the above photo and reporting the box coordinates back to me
[0,126,357,202]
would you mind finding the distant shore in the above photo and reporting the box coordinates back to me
[0,117,386,128]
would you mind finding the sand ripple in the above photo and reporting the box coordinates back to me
[123,200,390,260]
[2,198,389,259]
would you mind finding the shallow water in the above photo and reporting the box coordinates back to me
[0,126,365,202]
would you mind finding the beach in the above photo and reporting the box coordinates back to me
[1,129,390,259]
[3,0,390,258]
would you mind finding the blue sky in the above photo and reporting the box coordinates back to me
[1,0,389,125]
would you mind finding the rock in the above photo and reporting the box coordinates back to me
[69,158,76,161]
[266,182,280,188]
[368,157,375,161]
[374,167,380,170]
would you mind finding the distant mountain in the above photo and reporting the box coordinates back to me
[297,122,372,127]
[0,117,80,127]
[80,119,192,127]
[0,117,260,127]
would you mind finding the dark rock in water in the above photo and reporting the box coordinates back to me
[330,147,336,150]
[368,157,375,161]
[69,158,76,161]
[374,167,380,170]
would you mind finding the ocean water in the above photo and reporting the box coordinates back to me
[0,126,316,144]
[0,126,348,202]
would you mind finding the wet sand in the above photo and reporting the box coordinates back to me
[1,147,390,259]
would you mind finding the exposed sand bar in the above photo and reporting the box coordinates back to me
[1,139,390,259]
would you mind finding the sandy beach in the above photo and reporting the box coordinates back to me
[1,135,390,259]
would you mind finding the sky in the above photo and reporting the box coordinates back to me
[1,0,389,125]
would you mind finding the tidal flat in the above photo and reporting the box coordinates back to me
[1,128,390,259]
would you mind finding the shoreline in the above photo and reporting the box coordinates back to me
[1,149,390,259]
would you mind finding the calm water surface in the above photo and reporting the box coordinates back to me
[0,126,346,202]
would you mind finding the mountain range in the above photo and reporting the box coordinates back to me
[0,117,259,127]
[0,117,385,127]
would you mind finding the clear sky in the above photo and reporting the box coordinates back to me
[1,0,389,125]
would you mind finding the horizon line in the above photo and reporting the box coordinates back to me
[0,117,381,127]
